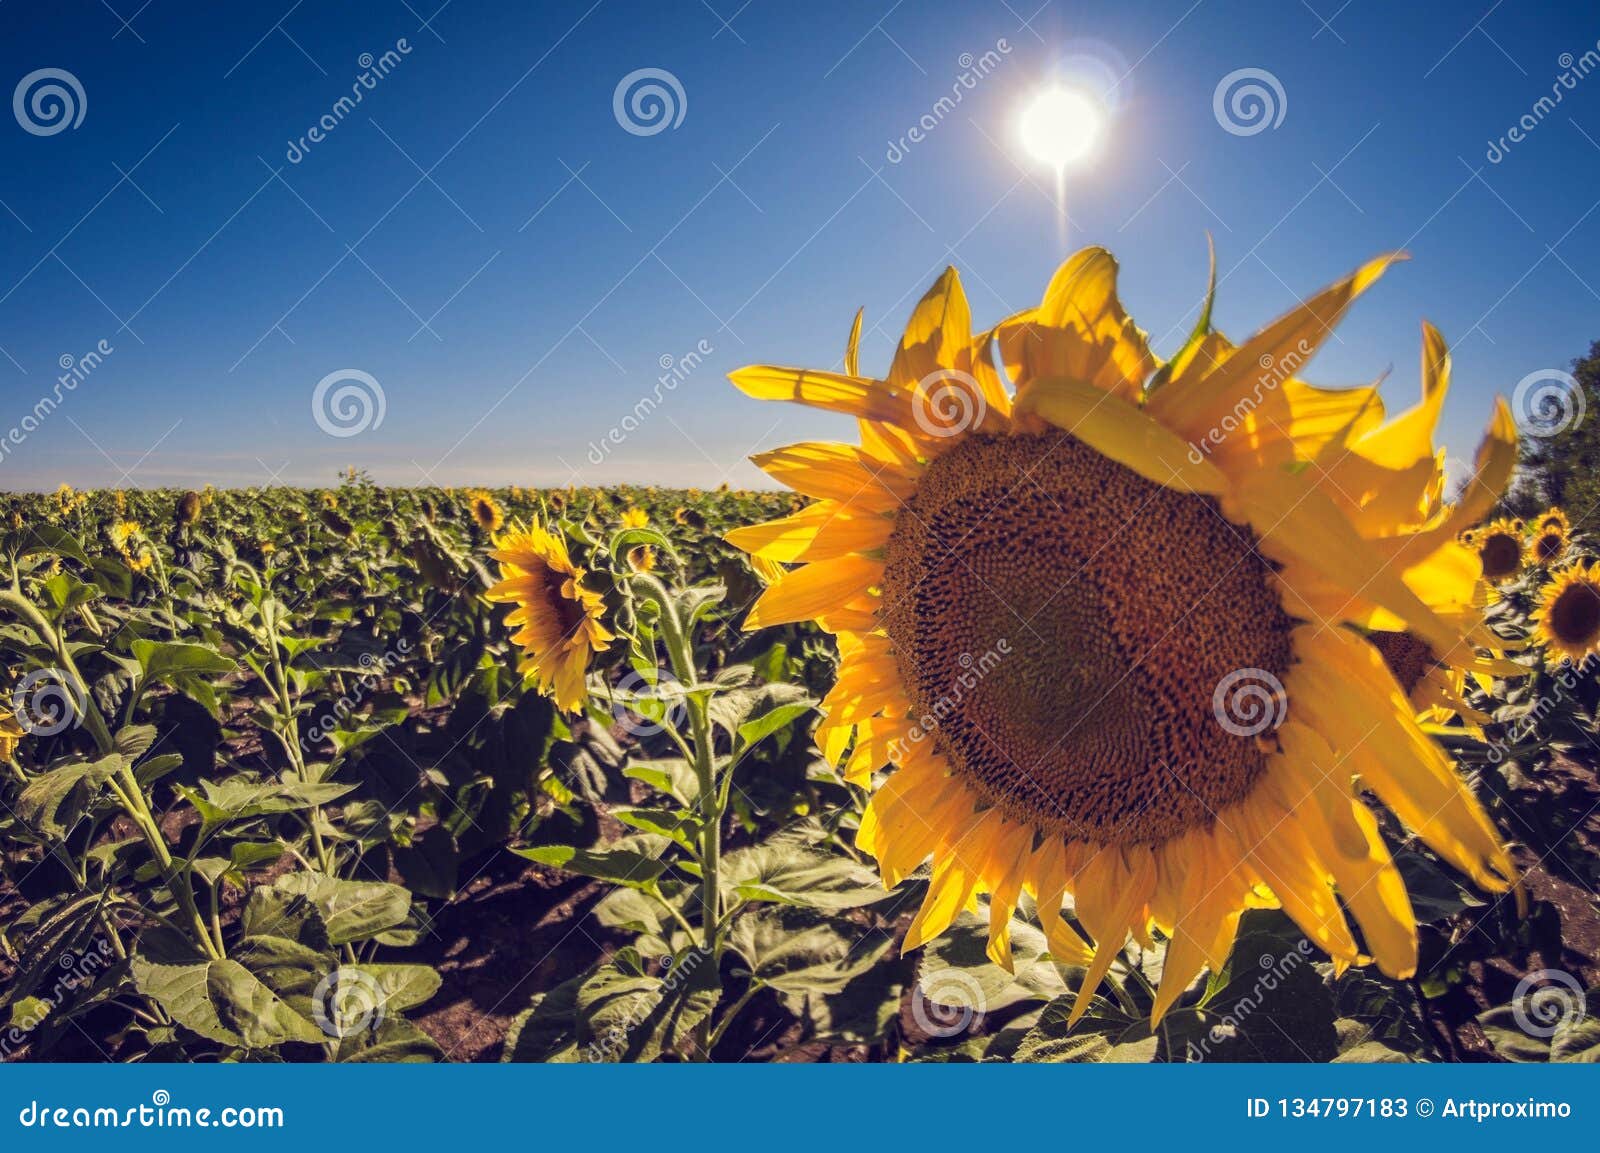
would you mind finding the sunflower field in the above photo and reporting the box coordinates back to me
[2,252,1599,1065]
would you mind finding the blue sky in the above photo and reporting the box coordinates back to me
[0,0,1597,491]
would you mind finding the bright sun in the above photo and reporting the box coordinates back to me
[1018,87,1105,168]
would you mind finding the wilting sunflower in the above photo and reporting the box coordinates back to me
[1474,518,1526,583]
[467,489,505,533]
[620,507,649,530]
[176,490,202,526]
[488,521,613,712]
[728,248,1517,1025]
[1534,561,1600,664]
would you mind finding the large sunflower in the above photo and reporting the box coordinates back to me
[1534,561,1600,664]
[728,248,1518,1025]
[488,521,613,711]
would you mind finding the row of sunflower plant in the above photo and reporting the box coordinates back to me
[5,246,1600,1063]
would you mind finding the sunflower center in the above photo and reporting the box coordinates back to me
[1550,579,1600,648]
[1479,532,1522,579]
[881,432,1294,846]
[1368,630,1436,694]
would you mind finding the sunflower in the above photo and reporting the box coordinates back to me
[468,489,505,533]
[1534,562,1600,664]
[0,706,24,761]
[1529,511,1568,566]
[620,507,649,530]
[488,521,614,712]
[109,520,142,552]
[727,248,1517,1025]
[176,490,202,526]
[125,547,155,574]
[1536,507,1570,535]
[626,544,657,573]
[1474,518,1525,583]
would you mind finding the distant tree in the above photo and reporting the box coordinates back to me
[1490,339,1600,529]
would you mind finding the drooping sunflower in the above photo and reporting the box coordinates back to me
[488,521,614,712]
[727,248,1518,1025]
[467,489,505,533]
[1474,518,1526,583]
[1534,561,1600,664]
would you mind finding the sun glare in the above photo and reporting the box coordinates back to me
[1018,86,1105,169]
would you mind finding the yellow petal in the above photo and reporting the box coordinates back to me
[1012,375,1230,495]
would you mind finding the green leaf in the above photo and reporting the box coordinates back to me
[15,754,125,839]
[919,909,1070,1014]
[271,874,412,945]
[131,639,236,680]
[727,906,890,995]
[180,778,356,828]
[735,701,813,753]
[515,839,669,890]
[503,972,588,1063]
[574,951,719,1062]
[722,841,888,910]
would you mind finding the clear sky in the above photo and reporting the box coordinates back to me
[1,0,1597,491]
